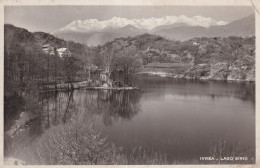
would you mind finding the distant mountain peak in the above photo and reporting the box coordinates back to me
[52,14,254,46]
[53,15,228,34]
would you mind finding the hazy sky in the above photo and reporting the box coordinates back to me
[5,6,254,33]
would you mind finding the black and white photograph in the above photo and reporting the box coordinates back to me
[2,0,259,166]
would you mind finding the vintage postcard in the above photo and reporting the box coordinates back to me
[0,0,259,167]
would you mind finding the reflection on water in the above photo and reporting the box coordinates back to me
[37,90,142,128]
[5,77,255,163]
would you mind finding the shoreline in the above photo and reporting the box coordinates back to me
[137,71,255,82]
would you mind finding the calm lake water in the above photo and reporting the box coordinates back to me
[5,77,255,163]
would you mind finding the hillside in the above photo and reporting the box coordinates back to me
[4,24,90,60]
[54,29,143,46]
[99,34,255,81]
[155,14,255,41]
[4,24,255,82]
[4,24,95,97]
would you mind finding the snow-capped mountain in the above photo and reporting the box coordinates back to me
[52,14,254,46]
[53,15,227,34]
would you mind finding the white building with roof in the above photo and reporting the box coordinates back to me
[56,48,72,58]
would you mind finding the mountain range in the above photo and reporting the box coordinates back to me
[53,14,255,46]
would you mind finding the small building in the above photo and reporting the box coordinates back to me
[100,65,112,87]
[192,42,200,46]
[42,44,55,55]
[56,48,72,58]
[100,69,110,81]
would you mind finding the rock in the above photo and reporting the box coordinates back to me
[209,62,229,80]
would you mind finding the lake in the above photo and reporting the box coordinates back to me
[5,77,255,163]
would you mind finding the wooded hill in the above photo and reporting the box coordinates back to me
[5,24,88,58]
[4,24,94,96]
[99,34,255,81]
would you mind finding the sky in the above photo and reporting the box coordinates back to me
[4,6,254,33]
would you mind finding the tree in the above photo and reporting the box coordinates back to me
[83,46,95,81]
[38,121,118,165]
[110,47,142,86]
[62,56,81,83]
